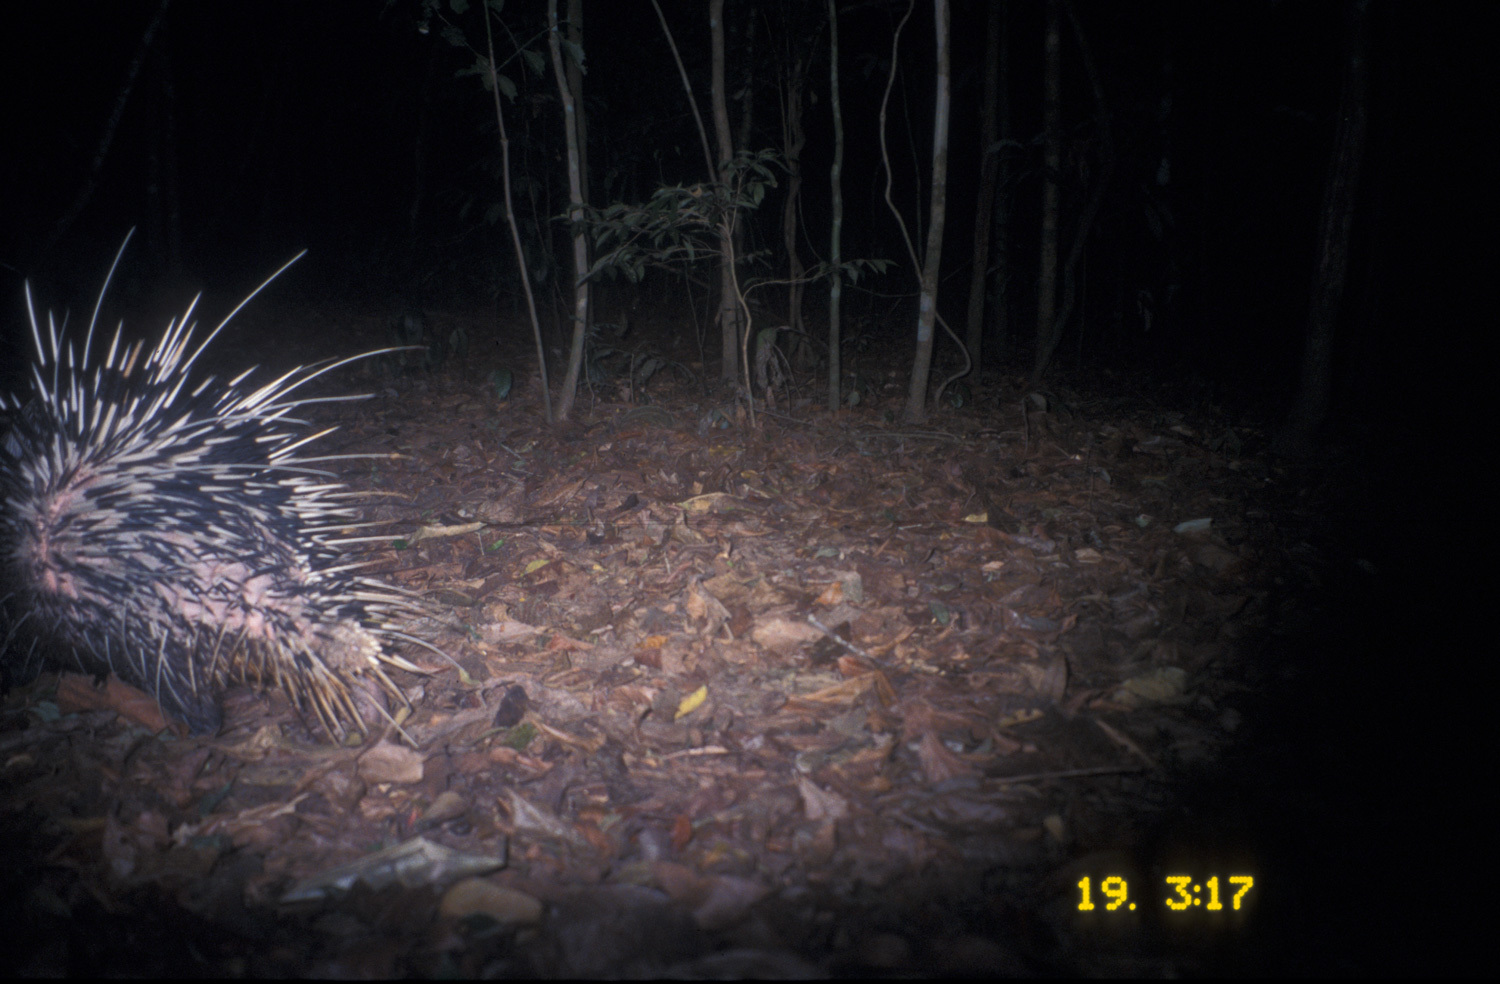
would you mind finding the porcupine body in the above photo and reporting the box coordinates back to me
[0,242,429,739]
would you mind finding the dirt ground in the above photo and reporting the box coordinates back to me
[0,303,1469,976]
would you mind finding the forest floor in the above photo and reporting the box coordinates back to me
[0,302,1469,977]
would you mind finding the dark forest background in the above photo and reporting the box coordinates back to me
[0,4,1492,971]
[0,0,1486,437]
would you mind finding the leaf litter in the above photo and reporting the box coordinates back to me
[1,327,1345,976]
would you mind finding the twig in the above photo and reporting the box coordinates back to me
[991,763,1145,785]
[806,614,879,662]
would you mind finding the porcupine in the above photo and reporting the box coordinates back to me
[0,238,438,740]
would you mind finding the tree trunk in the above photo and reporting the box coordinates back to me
[565,0,588,205]
[564,0,592,380]
[483,3,552,422]
[902,0,951,423]
[710,0,741,383]
[734,7,757,166]
[144,12,182,276]
[1031,0,1062,383]
[990,3,1012,362]
[1050,2,1113,367]
[826,0,845,411]
[781,55,808,365]
[963,1,1003,372]
[731,5,757,350]
[548,0,591,421]
[1274,0,1370,455]
[42,0,171,261]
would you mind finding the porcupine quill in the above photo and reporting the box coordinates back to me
[0,234,445,741]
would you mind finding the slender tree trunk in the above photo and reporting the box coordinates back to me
[902,0,951,422]
[781,55,808,365]
[650,0,716,180]
[734,7,757,169]
[1031,0,1062,383]
[145,14,182,276]
[648,0,719,378]
[42,0,171,261]
[409,43,443,239]
[990,3,1011,361]
[710,0,741,383]
[483,5,551,422]
[1274,0,1370,455]
[826,0,845,411]
[566,0,588,205]
[1051,2,1113,363]
[731,5,757,338]
[548,0,590,421]
[963,1,1003,373]
[564,0,592,371]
